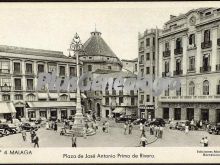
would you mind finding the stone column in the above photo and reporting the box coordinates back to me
[182,35,187,75]
[35,109,40,119]
[170,38,175,76]
[194,107,200,121]
[211,26,218,72]
[169,107,174,120]
[22,60,26,91]
[47,109,51,119]
[66,64,69,77]
[158,42,163,77]
[57,109,61,120]
[196,31,202,73]
[181,108,186,120]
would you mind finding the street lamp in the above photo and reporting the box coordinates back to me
[68,33,84,136]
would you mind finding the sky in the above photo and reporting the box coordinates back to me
[0,2,219,60]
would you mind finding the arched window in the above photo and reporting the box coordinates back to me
[60,94,68,101]
[203,80,209,95]
[189,81,195,96]
[165,61,169,73]
[26,94,36,101]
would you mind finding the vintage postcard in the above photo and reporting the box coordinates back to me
[0,1,219,164]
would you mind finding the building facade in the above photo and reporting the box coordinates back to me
[157,8,220,123]
[0,45,82,121]
[121,58,138,75]
[138,29,159,120]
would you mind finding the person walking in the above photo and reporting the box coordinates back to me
[72,134,77,147]
[54,122,58,132]
[105,121,109,133]
[150,125,153,135]
[200,137,205,147]
[124,122,127,135]
[102,121,106,132]
[21,129,27,141]
[154,125,158,137]
[45,121,49,130]
[139,122,143,132]
[185,125,189,134]
[140,134,148,147]
[204,137,208,147]
[33,134,39,148]
[159,125,164,138]
[30,130,36,143]
[128,122,133,135]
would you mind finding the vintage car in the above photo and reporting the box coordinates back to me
[115,115,137,123]
[0,123,18,134]
[20,122,38,131]
[176,120,190,131]
[148,118,166,127]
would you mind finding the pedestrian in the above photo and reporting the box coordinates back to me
[30,130,36,143]
[128,122,133,134]
[204,137,208,147]
[154,125,158,137]
[21,129,27,141]
[185,125,189,134]
[140,134,148,147]
[45,121,49,130]
[54,122,58,132]
[83,127,87,139]
[33,134,39,148]
[200,137,205,147]
[150,125,154,135]
[124,122,127,135]
[139,122,143,132]
[72,134,77,147]
[105,121,109,133]
[200,120,203,129]
[159,125,163,138]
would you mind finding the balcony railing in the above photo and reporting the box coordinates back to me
[217,38,220,46]
[0,69,10,74]
[139,46,144,52]
[200,66,211,73]
[163,50,171,58]
[216,64,220,71]
[14,86,22,91]
[25,71,34,75]
[173,70,183,76]
[0,86,11,92]
[201,41,212,49]
[187,68,195,73]
[174,47,183,55]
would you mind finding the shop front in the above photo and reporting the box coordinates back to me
[0,102,16,121]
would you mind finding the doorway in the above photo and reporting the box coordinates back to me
[186,108,194,121]
[216,109,220,123]
[105,110,109,118]
[15,107,24,119]
[163,108,169,119]
[201,109,209,121]
[96,103,101,117]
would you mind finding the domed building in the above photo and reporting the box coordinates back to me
[80,30,138,118]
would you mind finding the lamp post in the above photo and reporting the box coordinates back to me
[68,33,84,136]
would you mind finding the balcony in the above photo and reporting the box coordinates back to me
[187,68,196,73]
[159,95,220,103]
[49,89,57,93]
[216,64,220,71]
[139,61,144,65]
[173,70,183,76]
[25,71,34,75]
[26,87,34,91]
[14,86,22,91]
[0,86,11,92]
[163,50,171,58]
[217,38,220,46]
[200,66,211,73]
[174,47,183,55]
[162,72,170,77]
[0,69,10,74]
[139,46,144,52]
[14,70,22,75]
[201,41,212,49]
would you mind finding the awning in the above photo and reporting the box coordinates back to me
[112,107,125,114]
[0,102,16,114]
[27,101,76,108]
[38,93,48,99]
[49,93,59,99]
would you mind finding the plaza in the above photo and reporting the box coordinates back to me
[0,120,219,148]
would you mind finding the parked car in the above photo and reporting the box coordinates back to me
[169,121,179,130]
[0,123,18,134]
[133,118,148,125]
[149,118,166,127]
[208,123,220,135]
[0,129,6,137]
[176,120,189,131]
[20,122,38,131]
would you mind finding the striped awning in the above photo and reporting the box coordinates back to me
[112,107,125,114]
[0,102,16,114]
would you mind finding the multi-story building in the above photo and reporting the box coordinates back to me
[0,45,82,121]
[121,58,138,75]
[138,29,159,120]
[157,8,220,123]
[80,30,138,118]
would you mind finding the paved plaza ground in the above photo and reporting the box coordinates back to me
[0,120,219,147]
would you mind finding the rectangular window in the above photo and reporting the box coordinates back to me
[14,78,22,90]
[146,53,150,60]
[119,97,123,104]
[146,67,150,74]
[146,38,150,46]
[174,108,181,120]
[48,64,57,73]
[108,66,111,70]
[131,97,135,105]
[59,66,65,76]
[2,78,11,86]
[153,66,155,74]
[0,61,10,73]
[15,94,23,100]
[105,97,109,105]
[189,57,195,71]
[153,52,155,60]
[189,34,195,45]
[38,64,44,73]
[165,42,169,51]
[153,37,155,46]
[146,95,150,102]
[141,69,144,77]
[140,55,144,63]
[176,87,181,96]
[88,65,92,71]
[27,79,34,91]
[69,67,76,77]
[14,62,21,74]
[26,63,33,74]
[2,95,10,101]
[217,85,220,95]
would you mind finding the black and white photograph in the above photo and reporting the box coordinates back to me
[0,1,220,164]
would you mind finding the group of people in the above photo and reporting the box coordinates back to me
[200,137,209,147]
[21,129,39,148]
[149,124,164,138]
[102,121,110,133]
[123,121,133,135]
[45,121,58,131]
